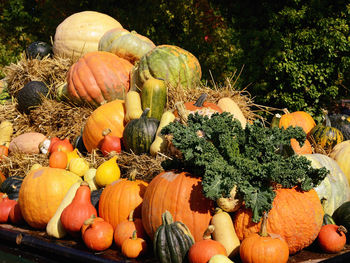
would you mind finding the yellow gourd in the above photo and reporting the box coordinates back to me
[69,157,89,177]
[0,120,13,147]
[217,97,247,128]
[209,254,234,263]
[83,168,99,191]
[66,148,80,167]
[125,91,143,122]
[95,155,120,187]
[211,208,240,258]
[46,181,81,238]
[150,111,176,156]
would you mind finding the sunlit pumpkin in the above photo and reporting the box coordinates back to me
[279,110,316,136]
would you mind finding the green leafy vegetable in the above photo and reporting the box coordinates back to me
[161,112,328,222]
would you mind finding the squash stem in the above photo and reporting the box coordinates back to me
[162,210,174,225]
[338,225,348,234]
[259,212,269,237]
[128,210,135,222]
[203,225,215,240]
[194,93,208,107]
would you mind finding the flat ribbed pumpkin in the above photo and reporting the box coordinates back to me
[130,45,202,91]
[65,51,133,107]
[330,140,350,185]
[141,170,214,242]
[233,188,324,254]
[82,99,125,153]
[98,28,155,64]
[279,110,316,136]
[304,153,350,215]
[53,11,123,61]
[18,167,82,229]
[98,178,148,229]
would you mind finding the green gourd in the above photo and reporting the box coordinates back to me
[141,78,167,120]
[332,201,350,241]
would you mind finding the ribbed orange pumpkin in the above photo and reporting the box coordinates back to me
[233,188,324,254]
[141,171,214,242]
[18,167,82,229]
[82,99,125,152]
[65,51,133,107]
[98,178,148,229]
[279,110,316,136]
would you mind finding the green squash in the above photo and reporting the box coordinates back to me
[122,108,160,154]
[304,153,350,215]
[130,45,202,91]
[0,176,23,200]
[328,114,350,140]
[309,124,344,151]
[16,81,49,114]
[332,201,350,241]
[154,210,194,263]
[26,41,52,60]
[323,213,336,225]
[141,78,167,120]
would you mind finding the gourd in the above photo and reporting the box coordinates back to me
[153,210,194,263]
[309,124,344,151]
[332,201,350,240]
[46,181,81,238]
[208,255,234,263]
[330,140,350,185]
[141,170,214,242]
[122,108,160,154]
[328,114,350,140]
[216,186,242,213]
[125,91,143,122]
[317,224,347,253]
[279,109,316,136]
[217,97,247,128]
[211,208,240,258]
[49,150,68,169]
[150,111,176,156]
[9,132,47,154]
[83,168,99,191]
[0,120,13,147]
[66,148,80,167]
[0,176,23,200]
[141,78,167,120]
[9,201,24,225]
[0,194,17,223]
[68,157,90,177]
[99,129,121,156]
[26,41,52,59]
[95,155,120,187]
[16,81,49,114]
[121,230,148,258]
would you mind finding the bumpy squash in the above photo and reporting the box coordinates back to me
[330,140,350,185]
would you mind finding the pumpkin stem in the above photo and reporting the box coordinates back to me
[282,108,290,114]
[128,169,137,181]
[338,225,348,234]
[162,210,174,225]
[259,212,269,237]
[102,128,112,137]
[194,93,208,107]
[175,101,189,124]
[203,225,215,240]
[128,210,135,222]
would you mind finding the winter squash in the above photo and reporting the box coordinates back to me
[0,176,23,200]
[121,230,148,258]
[0,194,17,223]
[9,132,47,154]
[84,168,99,191]
[82,99,125,152]
[0,120,13,147]
[153,210,194,263]
[217,97,247,128]
[279,110,316,136]
[188,225,227,263]
[53,11,123,61]
[317,224,347,253]
[99,177,148,229]
[16,81,49,114]
[290,138,312,154]
[65,51,133,107]
[49,150,68,169]
[90,188,103,210]
[9,201,24,225]
[328,114,350,140]
[26,41,52,60]
[95,156,121,187]
[304,154,350,215]
[141,78,167,120]
[18,167,82,229]
[332,201,350,241]
[60,181,97,237]
[323,213,336,225]
[131,45,202,91]
[124,91,143,122]
[309,124,344,151]
[68,157,90,177]
[239,213,289,263]
[122,108,160,154]
[99,128,122,155]
[49,138,73,154]
[141,170,214,242]
[0,171,6,188]
[330,140,350,185]
[98,28,155,64]
[208,255,234,263]
[233,187,324,254]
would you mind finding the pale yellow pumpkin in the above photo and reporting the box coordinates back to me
[330,140,350,185]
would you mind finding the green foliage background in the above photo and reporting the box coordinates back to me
[0,0,349,119]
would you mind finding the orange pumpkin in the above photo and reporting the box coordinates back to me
[234,188,324,254]
[279,110,316,136]
[98,178,148,229]
[141,170,214,242]
[121,230,148,258]
[290,138,313,154]
[0,145,8,161]
[49,150,68,169]
[66,51,133,107]
[317,224,347,253]
[82,99,125,152]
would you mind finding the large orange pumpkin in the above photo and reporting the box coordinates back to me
[65,51,133,107]
[290,138,312,154]
[82,99,125,152]
[141,171,214,242]
[98,178,148,229]
[18,167,82,229]
[233,188,324,254]
[279,110,316,136]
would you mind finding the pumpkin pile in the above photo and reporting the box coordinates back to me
[1,10,350,263]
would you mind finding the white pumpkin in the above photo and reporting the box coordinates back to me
[330,140,350,185]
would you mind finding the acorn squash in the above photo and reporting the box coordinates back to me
[16,81,49,114]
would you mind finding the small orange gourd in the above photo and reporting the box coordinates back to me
[0,194,17,223]
[49,150,68,169]
[317,224,347,253]
[121,230,147,259]
[60,181,97,237]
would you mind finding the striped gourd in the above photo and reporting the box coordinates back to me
[309,124,344,151]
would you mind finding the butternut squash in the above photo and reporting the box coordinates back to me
[46,181,81,238]
[209,254,234,263]
[217,97,247,128]
[125,91,143,122]
[150,110,176,156]
[0,120,13,147]
[211,208,240,258]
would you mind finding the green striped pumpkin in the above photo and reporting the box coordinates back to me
[130,45,202,91]
[309,124,344,151]
[154,210,194,263]
[304,153,350,215]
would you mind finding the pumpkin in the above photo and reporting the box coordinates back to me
[9,201,24,225]
[328,114,350,140]
[49,138,73,154]
[279,110,316,136]
[26,41,52,60]
[18,167,82,229]
[239,213,289,263]
[0,171,6,188]
[82,99,125,152]
[95,155,121,187]
[122,108,160,154]
[98,28,155,64]
[16,81,49,114]
[141,170,214,242]
[330,140,350,185]
[304,154,350,215]
[53,11,123,61]
[332,201,350,241]
[317,224,347,253]
[130,45,201,91]
[121,230,148,258]
[49,150,68,169]
[290,138,312,154]
[309,124,344,151]
[234,188,324,254]
[0,176,23,200]
[99,128,122,156]
[153,210,194,263]
[9,132,47,154]
[99,177,148,229]
[64,51,133,107]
